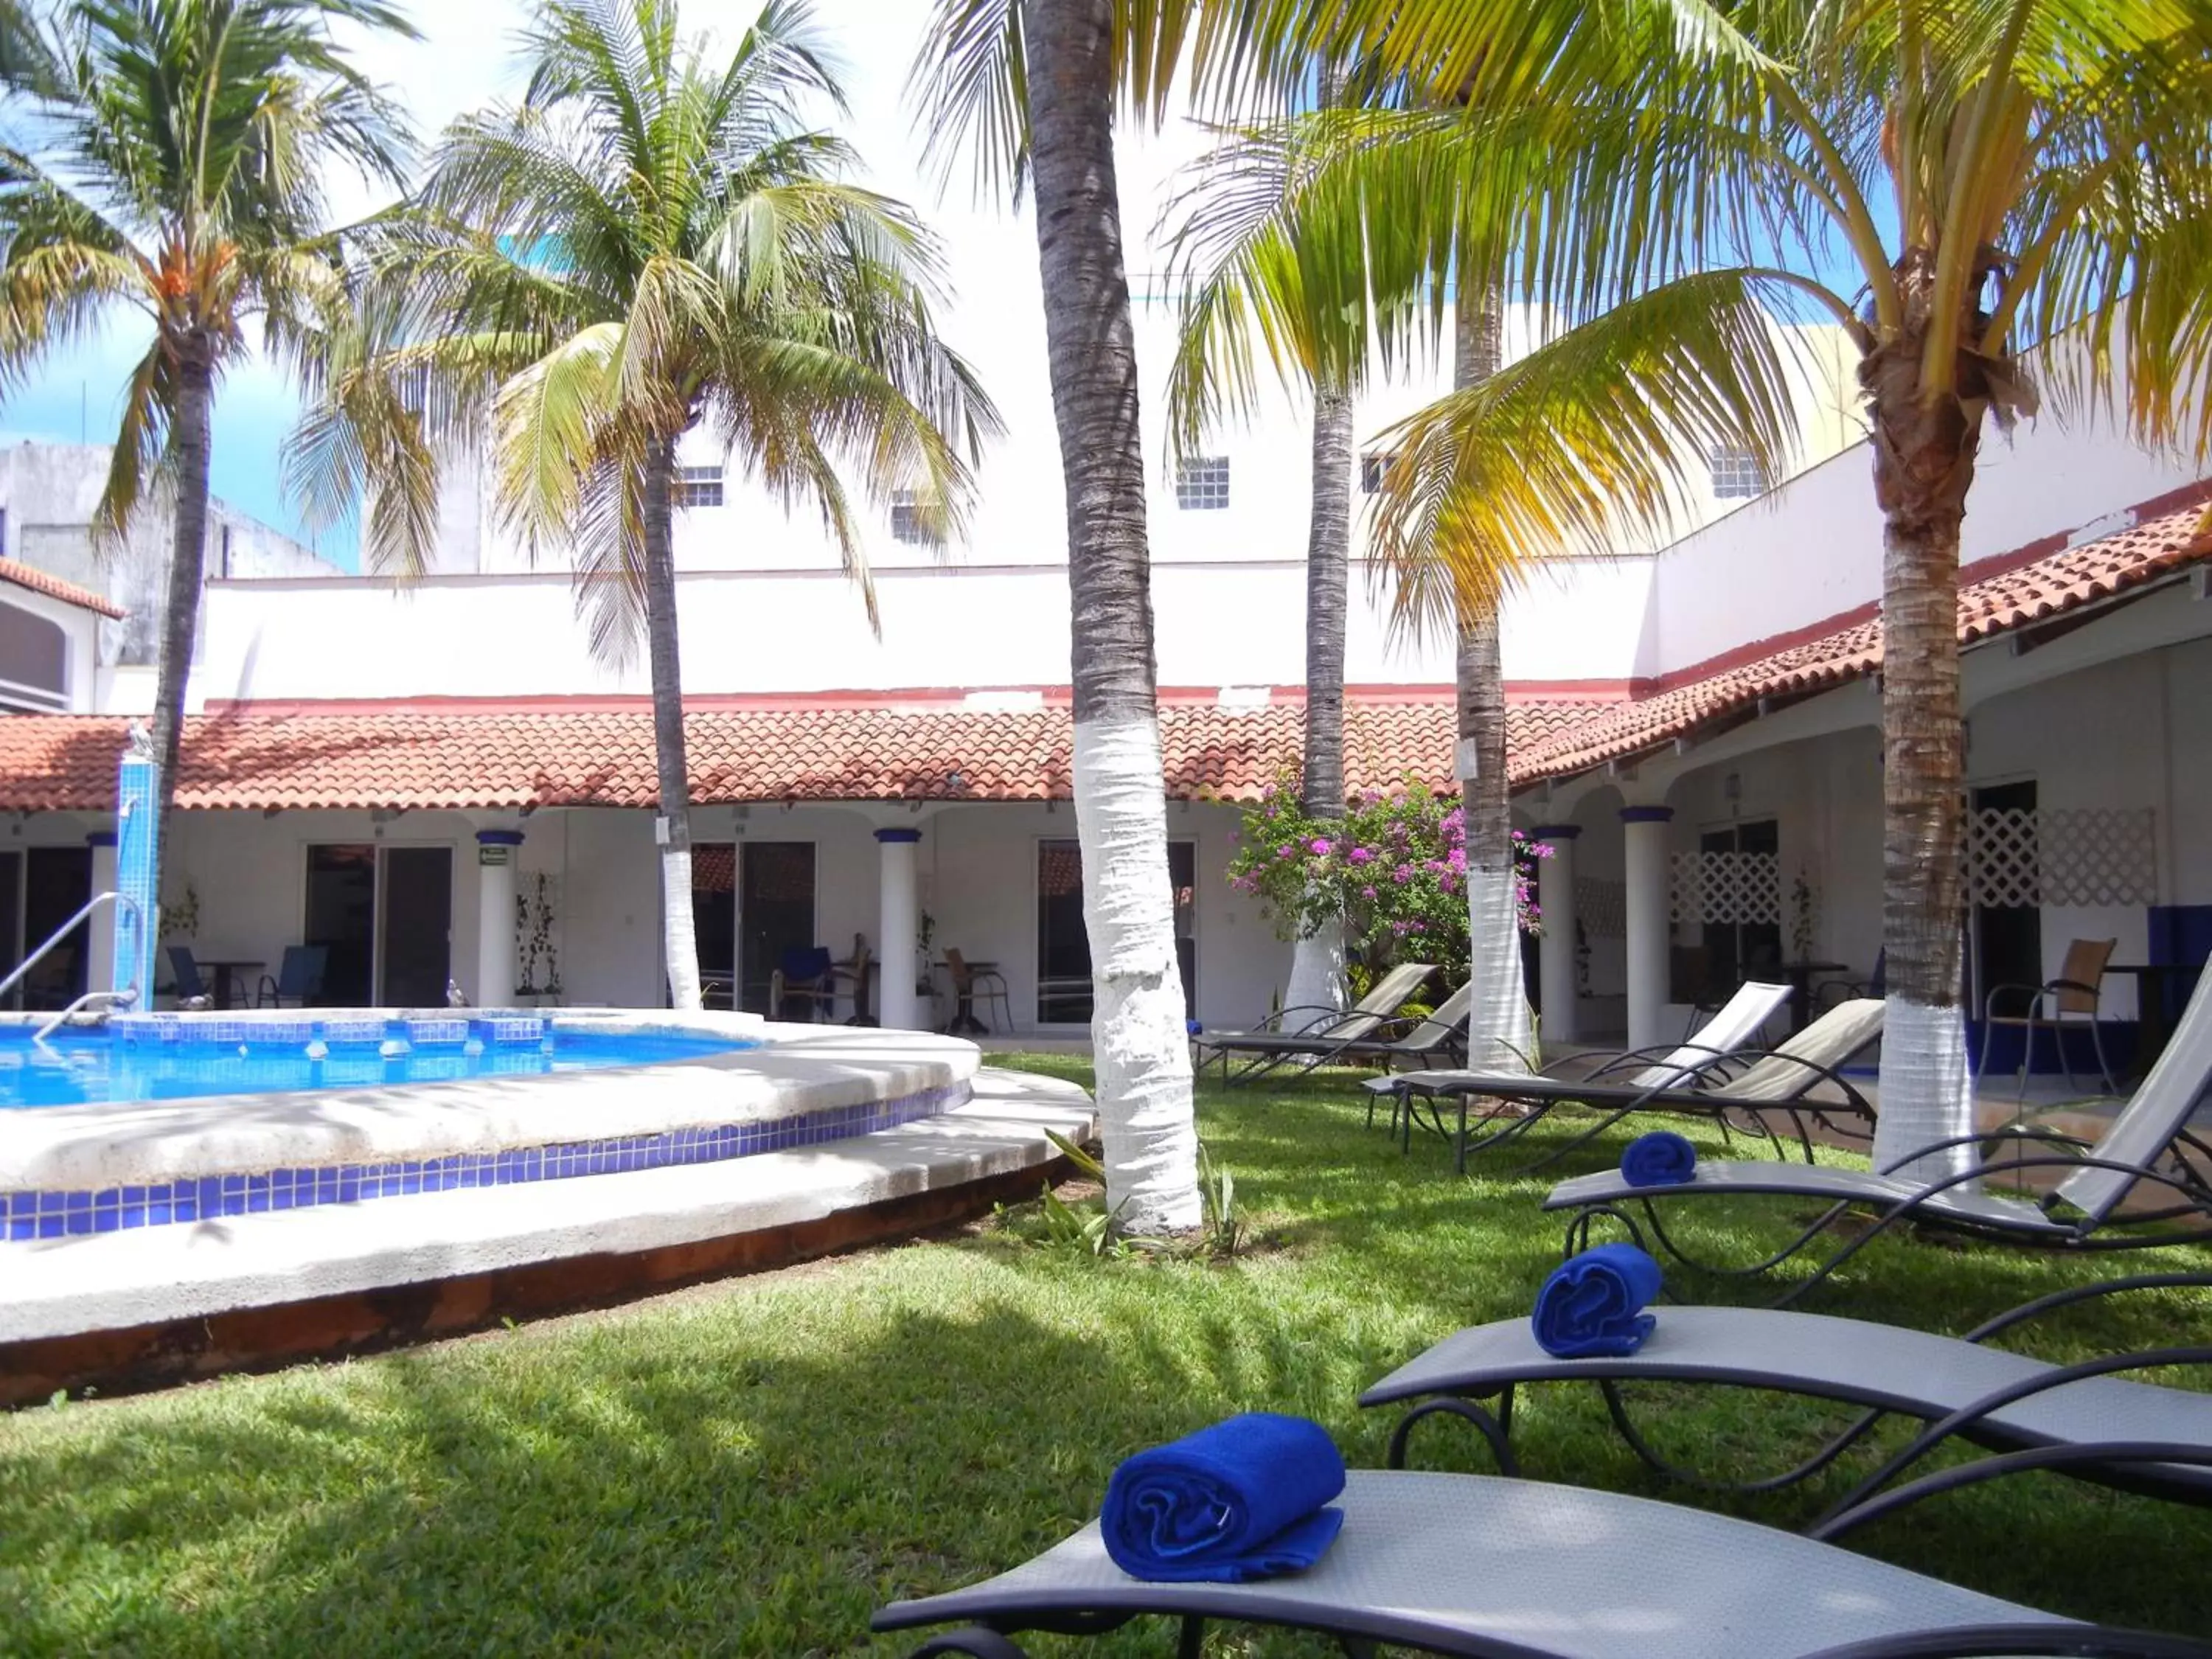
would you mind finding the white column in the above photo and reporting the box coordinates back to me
[1531,824,1579,1045]
[86,830,118,998]
[1621,805,1674,1051]
[875,827,921,1030]
[474,829,522,1007]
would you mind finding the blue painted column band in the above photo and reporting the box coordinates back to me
[86,830,117,848]
[1529,824,1582,841]
[874,827,924,844]
[475,829,526,846]
[1618,806,1675,824]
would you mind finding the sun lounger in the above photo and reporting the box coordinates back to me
[872,1467,2211,1658]
[1543,972,2212,1304]
[1362,1270,2212,1521]
[1192,961,1435,1084]
[1375,992,1877,1175]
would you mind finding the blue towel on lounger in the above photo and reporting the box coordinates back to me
[1621,1130,1697,1188]
[1100,1413,1346,1582]
[1531,1243,1663,1358]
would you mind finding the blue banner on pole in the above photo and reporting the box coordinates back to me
[113,742,159,1004]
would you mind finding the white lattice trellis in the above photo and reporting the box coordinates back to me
[1966,807,2157,909]
[1576,877,1626,939]
[1671,850,1781,926]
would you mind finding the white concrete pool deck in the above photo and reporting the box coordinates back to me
[0,1065,1096,1343]
[0,1012,973,1190]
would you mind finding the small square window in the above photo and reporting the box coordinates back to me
[675,465,723,509]
[1175,456,1230,511]
[890,490,942,547]
[1360,451,1400,495]
[1709,447,1767,501]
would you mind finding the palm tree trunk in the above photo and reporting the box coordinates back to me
[148,338,215,827]
[1284,383,1354,1015]
[1023,0,1198,1234]
[1867,327,1981,1183]
[1453,291,1534,1071]
[642,434,702,1012]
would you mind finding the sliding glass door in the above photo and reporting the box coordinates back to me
[1037,838,1197,1025]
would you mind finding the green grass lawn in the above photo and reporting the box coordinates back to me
[4,1058,2211,1655]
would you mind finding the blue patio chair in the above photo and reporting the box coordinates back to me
[166,945,208,1005]
[257,945,327,1008]
[771,945,837,1021]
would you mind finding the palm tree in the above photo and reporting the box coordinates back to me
[0,0,414,863]
[1208,0,2212,1176]
[917,0,1237,1233]
[1161,128,1368,1018]
[293,0,996,1011]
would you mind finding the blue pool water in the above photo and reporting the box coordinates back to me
[0,1022,752,1109]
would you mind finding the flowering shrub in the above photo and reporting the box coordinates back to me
[1226,771,1548,983]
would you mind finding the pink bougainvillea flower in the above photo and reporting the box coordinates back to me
[1309,837,1333,856]
[1393,863,1415,884]
[1360,885,1378,900]
[1347,846,1374,865]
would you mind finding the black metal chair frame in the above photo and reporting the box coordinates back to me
[1195,1004,1411,1086]
[1376,1271,2212,1520]
[1558,1125,2212,1309]
[1978,972,2119,1099]
[1384,1040,1875,1176]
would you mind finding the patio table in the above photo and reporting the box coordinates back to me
[198,959,264,1011]
[2106,961,2208,1078]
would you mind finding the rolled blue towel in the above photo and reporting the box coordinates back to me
[1099,1413,1346,1582]
[1621,1130,1697,1188]
[1531,1243,1663,1358]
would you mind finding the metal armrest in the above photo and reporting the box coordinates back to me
[2048,977,2101,998]
[1966,1270,2212,1346]
[1981,981,2051,1020]
[1703,1045,1876,1111]
[1811,1345,2212,1537]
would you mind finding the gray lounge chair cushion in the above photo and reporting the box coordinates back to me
[1361,1307,2212,1494]
[1543,1158,2073,1235]
[874,1469,2073,1658]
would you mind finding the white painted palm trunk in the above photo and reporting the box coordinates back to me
[1284,913,1347,1020]
[660,838,703,1012]
[1074,714,1202,1234]
[1872,997,1979,1186]
[1465,861,1535,1073]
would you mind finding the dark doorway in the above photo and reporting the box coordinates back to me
[21,845,91,1009]
[379,846,453,1006]
[1693,818,1781,1004]
[1972,779,2041,1007]
[1037,838,1197,1026]
[738,842,814,1015]
[0,850,20,1008]
[306,844,377,1005]
[693,843,737,1008]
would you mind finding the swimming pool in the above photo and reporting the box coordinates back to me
[0,1011,976,1245]
[0,1020,753,1109]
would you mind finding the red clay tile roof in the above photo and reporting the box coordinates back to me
[0,559,124,619]
[0,699,1612,813]
[1509,499,2212,783]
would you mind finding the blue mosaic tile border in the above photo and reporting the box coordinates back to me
[1,1079,967,1243]
[109,1014,549,1049]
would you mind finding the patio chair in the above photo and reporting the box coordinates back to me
[1543,967,2212,1305]
[769,945,836,1021]
[1363,1270,2212,1520]
[256,945,327,1008]
[1376,987,1870,1178]
[832,934,873,1025]
[943,950,1012,1033]
[1815,947,1885,1013]
[1191,961,1436,1085]
[165,945,208,1006]
[872,1466,2212,1658]
[1978,936,2119,1099]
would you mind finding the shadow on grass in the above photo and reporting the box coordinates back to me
[1,1057,2209,1652]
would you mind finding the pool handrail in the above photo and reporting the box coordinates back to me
[0,890,145,1018]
